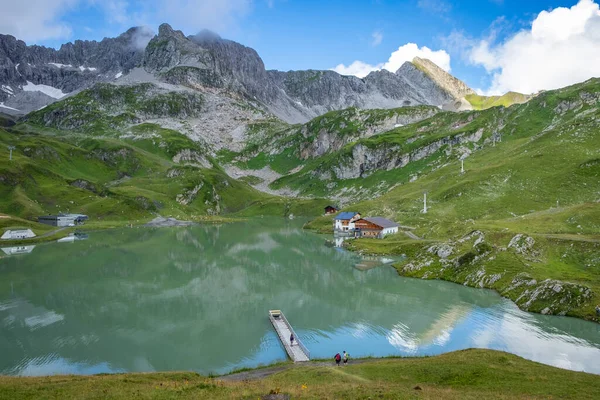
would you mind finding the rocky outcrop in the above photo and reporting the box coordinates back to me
[176,183,204,205]
[329,128,484,179]
[172,149,211,168]
[26,82,204,129]
[395,231,596,318]
[22,145,60,160]
[69,179,97,193]
[144,24,212,73]
[411,57,475,100]
[298,106,439,159]
[508,274,593,316]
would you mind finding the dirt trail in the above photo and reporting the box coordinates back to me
[218,360,373,382]
[404,231,421,240]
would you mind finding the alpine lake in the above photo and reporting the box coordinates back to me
[1,218,599,376]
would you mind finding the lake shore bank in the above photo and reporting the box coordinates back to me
[1,349,599,399]
[342,231,600,324]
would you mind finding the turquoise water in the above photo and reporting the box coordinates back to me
[1,219,599,376]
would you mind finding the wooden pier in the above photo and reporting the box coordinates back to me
[268,310,310,362]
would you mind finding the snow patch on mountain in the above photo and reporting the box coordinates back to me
[0,103,20,111]
[22,81,66,99]
[48,63,73,68]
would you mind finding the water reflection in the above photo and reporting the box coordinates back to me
[1,246,35,256]
[0,219,599,376]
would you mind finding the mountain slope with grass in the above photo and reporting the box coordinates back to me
[303,78,600,321]
[465,91,531,110]
[0,121,328,227]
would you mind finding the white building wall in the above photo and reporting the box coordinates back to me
[1,229,36,240]
[382,227,399,236]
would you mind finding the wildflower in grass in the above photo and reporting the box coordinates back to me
[301,383,308,390]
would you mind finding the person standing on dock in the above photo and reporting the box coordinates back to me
[290,333,295,346]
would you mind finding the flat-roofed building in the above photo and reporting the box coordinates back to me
[38,214,89,227]
[1,229,36,240]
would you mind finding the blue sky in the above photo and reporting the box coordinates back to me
[2,0,600,94]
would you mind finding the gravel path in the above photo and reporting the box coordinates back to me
[404,231,422,240]
[219,359,372,382]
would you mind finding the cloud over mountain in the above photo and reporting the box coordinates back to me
[332,43,451,78]
[466,0,600,94]
[0,0,78,42]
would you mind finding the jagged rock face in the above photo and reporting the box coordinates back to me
[142,24,474,123]
[144,24,213,72]
[411,57,475,99]
[26,83,205,130]
[393,62,455,105]
[268,67,457,121]
[190,30,271,95]
[0,27,151,112]
[328,128,484,180]
[0,23,476,123]
[298,107,439,159]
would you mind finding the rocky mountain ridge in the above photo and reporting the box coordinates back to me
[1,23,474,121]
[0,27,152,113]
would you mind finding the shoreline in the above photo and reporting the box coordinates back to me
[1,349,599,399]
[341,233,600,324]
[2,348,599,380]
[0,215,246,248]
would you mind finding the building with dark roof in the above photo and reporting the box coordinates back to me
[38,213,88,227]
[354,217,399,238]
[324,205,339,215]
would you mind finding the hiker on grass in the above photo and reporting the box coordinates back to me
[290,333,295,346]
[343,351,349,365]
[334,352,341,366]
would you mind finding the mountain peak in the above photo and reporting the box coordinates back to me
[157,23,187,40]
[409,57,475,99]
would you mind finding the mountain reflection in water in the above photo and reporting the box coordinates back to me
[1,219,599,376]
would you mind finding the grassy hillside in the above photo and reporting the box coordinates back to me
[1,349,599,399]
[465,91,531,110]
[0,124,327,225]
[0,82,334,225]
[306,78,600,321]
[218,105,439,176]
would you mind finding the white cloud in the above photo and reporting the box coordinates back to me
[332,60,380,78]
[466,0,600,94]
[371,31,383,47]
[332,43,451,78]
[0,0,79,42]
[0,0,255,43]
[99,0,130,25]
